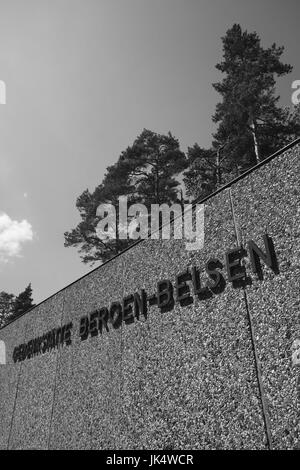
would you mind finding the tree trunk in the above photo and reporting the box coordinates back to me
[216,148,221,185]
[249,116,260,164]
[155,155,160,204]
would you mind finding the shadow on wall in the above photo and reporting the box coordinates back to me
[0,340,6,364]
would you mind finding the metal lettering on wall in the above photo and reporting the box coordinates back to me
[12,235,279,363]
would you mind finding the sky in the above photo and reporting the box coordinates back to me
[0,0,299,304]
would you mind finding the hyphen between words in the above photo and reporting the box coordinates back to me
[12,234,279,363]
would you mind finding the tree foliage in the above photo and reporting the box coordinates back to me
[0,291,15,328]
[185,24,300,200]
[0,284,35,327]
[184,145,217,200]
[64,129,187,265]
[212,23,297,166]
[10,284,35,321]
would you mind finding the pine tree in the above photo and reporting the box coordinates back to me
[212,24,298,169]
[184,25,300,201]
[64,129,187,265]
[11,284,35,320]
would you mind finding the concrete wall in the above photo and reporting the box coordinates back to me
[0,141,299,450]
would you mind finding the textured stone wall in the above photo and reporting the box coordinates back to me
[0,141,299,450]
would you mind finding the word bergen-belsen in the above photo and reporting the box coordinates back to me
[13,235,278,363]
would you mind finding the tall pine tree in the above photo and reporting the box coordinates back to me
[185,25,300,201]
[212,24,297,169]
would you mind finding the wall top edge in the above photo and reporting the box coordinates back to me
[1,136,299,331]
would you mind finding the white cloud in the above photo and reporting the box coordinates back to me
[0,212,33,263]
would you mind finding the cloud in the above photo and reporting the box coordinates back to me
[0,212,33,263]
